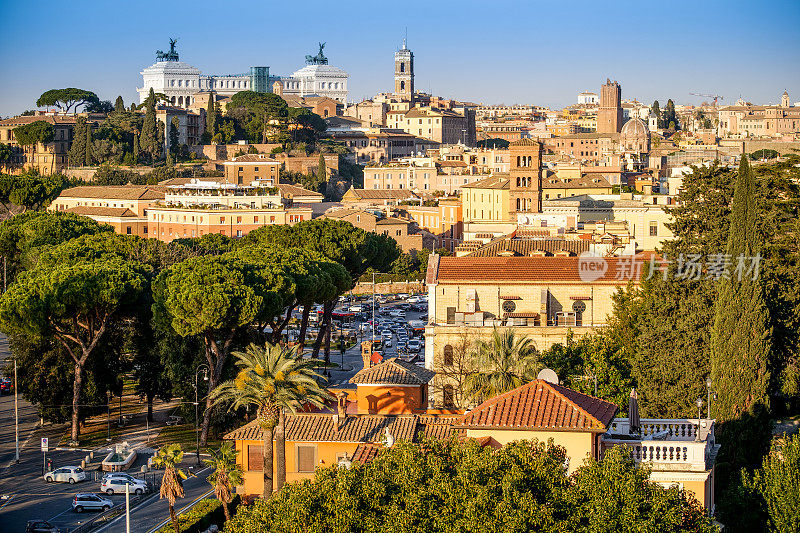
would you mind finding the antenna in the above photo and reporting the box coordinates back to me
[403,27,407,49]
[537,368,559,385]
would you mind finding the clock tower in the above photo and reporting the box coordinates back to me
[394,39,414,102]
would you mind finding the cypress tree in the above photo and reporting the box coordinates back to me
[140,88,158,160]
[156,119,165,158]
[710,154,774,524]
[651,100,661,128]
[68,117,88,168]
[169,117,180,153]
[133,132,140,165]
[114,96,125,113]
[316,153,327,184]
[711,154,771,421]
[206,93,216,139]
[84,121,93,166]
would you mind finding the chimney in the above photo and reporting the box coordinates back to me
[361,340,375,368]
[335,391,348,430]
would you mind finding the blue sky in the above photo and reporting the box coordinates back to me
[1,0,798,117]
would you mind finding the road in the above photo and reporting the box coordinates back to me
[0,334,39,468]
[95,466,212,533]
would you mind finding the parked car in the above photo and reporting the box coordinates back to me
[0,377,12,394]
[26,521,60,533]
[72,493,113,513]
[100,477,149,495]
[407,340,421,352]
[44,466,86,484]
[101,472,137,483]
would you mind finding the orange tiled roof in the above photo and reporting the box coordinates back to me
[58,186,165,201]
[66,206,140,218]
[344,188,417,200]
[276,183,323,198]
[350,357,436,385]
[224,413,418,443]
[432,255,646,283]
[458,380,617,431]
[351,443,382,463]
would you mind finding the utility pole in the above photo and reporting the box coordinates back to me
[14,357,19,462]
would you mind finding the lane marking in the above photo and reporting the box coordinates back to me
[0,495,14,510]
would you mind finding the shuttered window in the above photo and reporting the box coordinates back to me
[297,445,315,472]
[247,445,262,471]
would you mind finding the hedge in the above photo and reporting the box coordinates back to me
[155,495,240,533]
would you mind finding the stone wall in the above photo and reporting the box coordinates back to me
[188,143,282,161]
[351,281,425,295]
[718,139,800,156]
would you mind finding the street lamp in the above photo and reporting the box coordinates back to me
[194,364,209,466]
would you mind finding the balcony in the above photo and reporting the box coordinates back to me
[602,418,720,471]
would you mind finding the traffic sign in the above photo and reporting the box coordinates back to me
[41,437,48,452]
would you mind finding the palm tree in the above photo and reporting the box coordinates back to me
[151,444,187,533]
[204,442,243,521]
[463,328,542,404]
[211,343,332,497]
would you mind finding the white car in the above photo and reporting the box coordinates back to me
[100,477,149,495]
[407,340,421,352]
[44,466,86,484]
[102,472,137,483]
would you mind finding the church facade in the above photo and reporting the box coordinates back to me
[137,41,349,108]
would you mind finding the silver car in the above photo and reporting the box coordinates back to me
[100,476,149,495]
[72,493,113,513]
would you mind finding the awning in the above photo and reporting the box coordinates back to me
[499,296,522,300]
[569,296,592,300]
[504,312,540,318]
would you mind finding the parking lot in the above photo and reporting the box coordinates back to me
[291,293,428,362]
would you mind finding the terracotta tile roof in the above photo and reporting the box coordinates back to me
[542,174,612,189]
[58,186,165,201]
[228,154,279,163]
[343,188,418,200]
[375,216,409,226]
[276,183,324,199]
[434,255,646,283]
[351,443,382,463]
[416,415,462,440]
[323,208,374,220]
[464,236,590,258]
[510,138,541,147]
[224,413,418,443]
[350,357,436,385]
[66,206,140,218]
[460,175,510,190]
[458,380,617,431]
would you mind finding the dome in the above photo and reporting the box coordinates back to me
[621,117,649,140]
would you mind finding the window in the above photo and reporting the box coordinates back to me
[446,306,456,324]
[297,445,316,472]
[248,445,263,471]
[443,345,453,366]
[649,221,658,236]
[126,227,132,235]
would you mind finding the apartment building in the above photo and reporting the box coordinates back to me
[401,197,463,251]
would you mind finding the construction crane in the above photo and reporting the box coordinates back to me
[690,92,724,106]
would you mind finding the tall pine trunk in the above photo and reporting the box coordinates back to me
[71,362,83,443]
[275,409,286,491]
[298,304,311,352]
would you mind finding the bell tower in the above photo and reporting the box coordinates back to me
[394,38,414,102]
[781,90,790,108]
[509,139,543,215]
[598,79,623,133]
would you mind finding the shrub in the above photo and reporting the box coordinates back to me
[155,495,240,533]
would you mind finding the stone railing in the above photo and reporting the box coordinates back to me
[603,418,717,471]
[608,418,714,442]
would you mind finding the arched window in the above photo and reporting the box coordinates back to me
[400,81,405,91]
[400,63,405,73]
[443,345,453,366]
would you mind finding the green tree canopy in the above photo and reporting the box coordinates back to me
[741,433,800,533]
[36,88,99,114]
[0,258,146,442]
[226,438,713,533]
[0,210,112,284]
[12,121,55,148]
